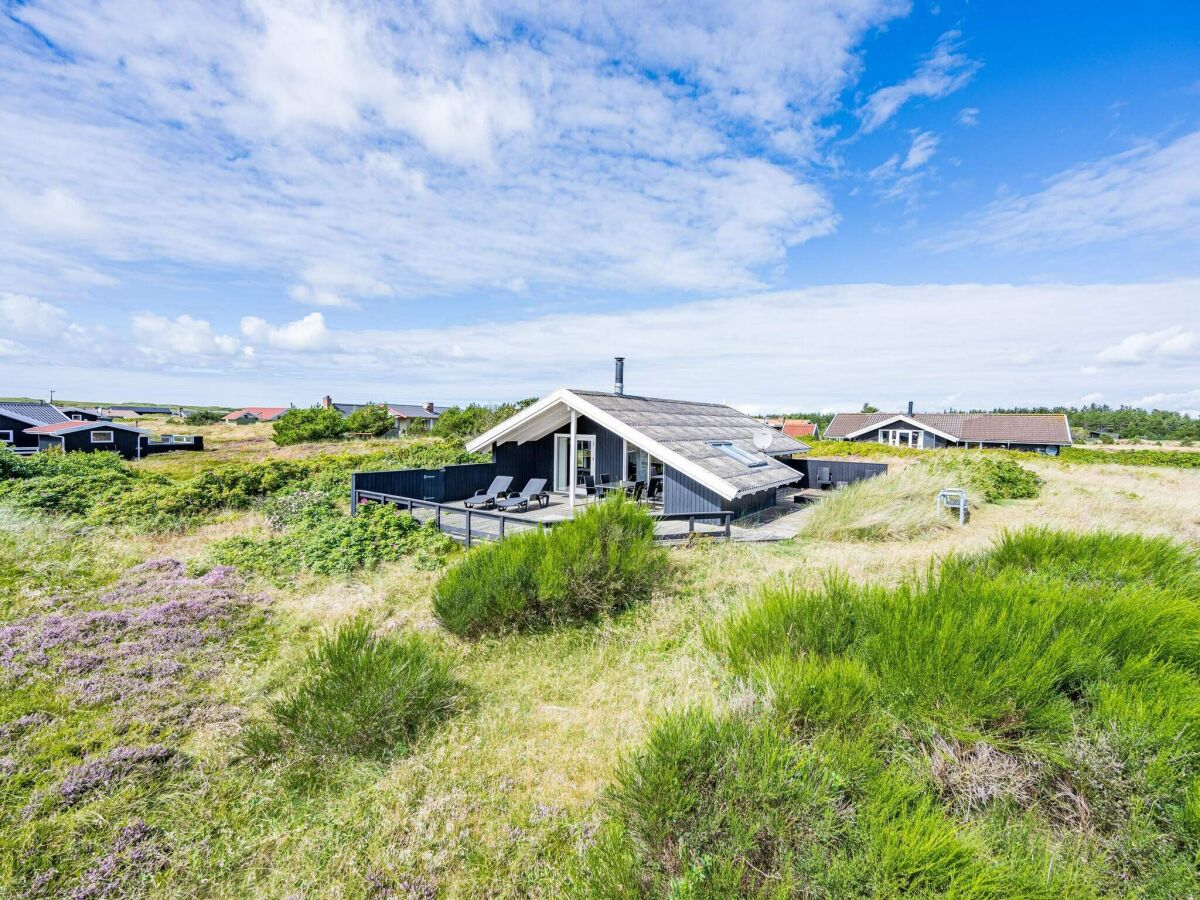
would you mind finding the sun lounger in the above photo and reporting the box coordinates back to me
[463,475,513,509]
[495,478,550,513]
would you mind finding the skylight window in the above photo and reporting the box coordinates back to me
[708,441,767,467]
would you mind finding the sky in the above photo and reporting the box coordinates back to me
[0,0,1198,414]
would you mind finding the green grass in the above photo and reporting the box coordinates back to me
[802,456,1041,542]
[434,495,667,637]
[241,618,463,762]
[649,528,1200,897]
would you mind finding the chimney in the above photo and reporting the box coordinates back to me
[907,400,914,416]
[322,395,332,410]
[423,401,434,414]
[614,357,625,395]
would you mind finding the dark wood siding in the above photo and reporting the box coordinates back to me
[785,458,888,487]
[491,416,623,489]
[0,414,39,449]
[58,426,143,459]
[663,466,725,515]
[352,462,498,510]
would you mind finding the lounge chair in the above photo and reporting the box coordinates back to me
[495,478,550,513]
[463,475,513,509]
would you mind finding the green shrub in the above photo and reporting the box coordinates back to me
[343,403,395,437]
[207,502,454,581]
[924,455,1043,501]
[1059,446,1200,469]
[242,618,461,761]
[271,407,348,445]
[580,710,841,898]
[433,495,667,637]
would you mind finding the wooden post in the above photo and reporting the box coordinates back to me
[466,509,472,548]
[568,409,578,516]
[499,516,506,539]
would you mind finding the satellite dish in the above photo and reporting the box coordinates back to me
[753,427,773,452]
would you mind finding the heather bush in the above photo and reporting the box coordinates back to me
[433,495,667,637]
[241,618,461,761]
[343,402,395,436]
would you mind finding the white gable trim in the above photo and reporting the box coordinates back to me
[844,414,960,443]
[467,388,743,500]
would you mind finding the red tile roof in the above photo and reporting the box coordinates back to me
[782,420,818,438]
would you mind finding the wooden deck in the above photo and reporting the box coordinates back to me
[356,487,818,544]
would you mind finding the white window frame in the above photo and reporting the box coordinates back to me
[70,414,83,420]
[0,430,12,443]
[90,430,115,444]
[879,429,922,448]
[553,432,596,493]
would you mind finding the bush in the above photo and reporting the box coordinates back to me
[1059,447,1200,469]
[242,618,461,761]
[272,407,348,446]
[207,501,455,581]
[181,409,224,425]
[343,403,395,437]
[924,454,1043,501]
[433,495,667,637]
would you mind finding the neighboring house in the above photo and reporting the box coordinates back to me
[323,396,446,434]
[1089,428,1120,441]
[222,406,290,425]
[782,419,819,440]
[57,406,108,421]
[24,420,149,459]
[104,406,174,418]
[0,401,72,451]
[466,373,809,519]
[824,405,1073,455]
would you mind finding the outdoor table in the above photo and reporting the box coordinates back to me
[594,480,635,497]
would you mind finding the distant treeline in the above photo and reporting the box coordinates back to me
[771,404,1198,442]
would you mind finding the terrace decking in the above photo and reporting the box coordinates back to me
[354,486,816,545]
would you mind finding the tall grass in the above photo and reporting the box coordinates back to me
[242,618,461,761]
[580,529,1200,896]
[434,495,666,637]
[802,456,1042,542]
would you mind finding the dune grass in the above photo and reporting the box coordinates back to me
[589,527,1200,897]
[802,456,1042,542]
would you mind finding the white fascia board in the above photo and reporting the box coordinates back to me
[465,389,573,453]
[844,414,960,443]
[563,391,739,501]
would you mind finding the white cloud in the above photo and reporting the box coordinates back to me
[132,312,242,362]
[869,131,939,203]
[240,312,332,351]
[957,106,979,126]
[1081,392,1105,403]
[0,183,102,238]
[1096,326,1198,366]
[0,0,905,299]
[288,263,392,309]
[943,130,1200,251]
[860,31,980,133]
[0,292,69,336]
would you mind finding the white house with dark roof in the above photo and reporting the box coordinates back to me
[466,361,809,518]
[824,404,1073,454]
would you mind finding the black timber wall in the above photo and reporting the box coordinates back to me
[662,468,781,519]
[143,437,205,455]
[61,427,144,460]
[785,457,888,486]
[490,416,624,487]
[352,462,498,510]
[1,414,39,449]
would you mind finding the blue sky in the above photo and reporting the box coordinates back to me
[1,0,1197,413]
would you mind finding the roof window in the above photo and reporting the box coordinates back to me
[708,441,767,468]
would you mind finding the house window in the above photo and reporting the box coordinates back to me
[708,441,767,468]
[171,435,194,444]
[879,429,922,448]
[626,443,649,481]
[0,431,12,443]
[91,430,114,443]
[71,414,83,420]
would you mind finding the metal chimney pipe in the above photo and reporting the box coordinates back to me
[907,400,914,415]
[614,357,625,395]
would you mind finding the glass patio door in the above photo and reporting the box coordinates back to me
[554,434,595,492]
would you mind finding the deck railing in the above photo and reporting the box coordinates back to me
[352,489,733,544]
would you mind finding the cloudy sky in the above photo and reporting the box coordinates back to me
[1,1,1198,413]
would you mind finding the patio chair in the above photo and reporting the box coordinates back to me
[496,478,550,513]
[582,474,598,501]
[646,477,662,504]
[816,467,833,490]
[630,480,646,502]
[463,475,513,509]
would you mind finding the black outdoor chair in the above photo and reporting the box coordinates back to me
[630,480,646,502]
[496,478,550,513]
[464,475,514,509]
[582,474,598,501]
[646,477,662,504]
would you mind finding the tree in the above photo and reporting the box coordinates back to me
[432,399,539,440]
[344,403,396,437]
[272,407,348,446]
[182,409,223,425]
[861,402,879,414]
